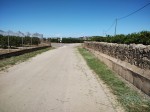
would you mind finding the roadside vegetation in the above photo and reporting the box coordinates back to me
[0,35,40,48]
[0,47,53,71]
[90,31,150,45]
[48,38,61,43]
[61,38,83,43]
[0,35,51,49]
[48,31,150,45]
[48,37,84,43]
[78,47,150,112]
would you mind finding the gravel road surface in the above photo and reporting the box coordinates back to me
[0,44,119,112]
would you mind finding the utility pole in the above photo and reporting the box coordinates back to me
[8,32,10,53]
[22,37,23,48]
[102,30,105,37]
[31,37,32,47]
[115,18,117,36]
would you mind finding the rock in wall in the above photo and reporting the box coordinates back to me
[84,41,150,96]
[84,42,150,70]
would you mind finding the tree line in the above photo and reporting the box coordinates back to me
[61,38,83,43]
[48,38,61,43]
[0,35,40,48]
[2,31,148,48]
[48,37,83,43]
[49,31,150,45]
[91,31,150,45]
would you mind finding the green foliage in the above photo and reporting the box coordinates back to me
[0,35,8,48]
[48,38,60,43]
[0,35,41,48]
[62,37,83,43]
[32,37,40,45]
[24,36,31,45]
[91,31,150,45]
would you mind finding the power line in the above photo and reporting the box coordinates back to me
[114,19,117,36]
[104,2,150,36]
[118,2,150,20]
[106,20,116,32]
[115,2,150,35]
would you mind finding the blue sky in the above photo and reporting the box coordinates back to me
[0,0,150,37]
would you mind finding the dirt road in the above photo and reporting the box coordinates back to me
[0,44,118,112]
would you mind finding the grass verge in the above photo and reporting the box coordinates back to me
[0,47,53,71]
[78,47,150,112]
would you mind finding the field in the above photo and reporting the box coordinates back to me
[0,43,50,55]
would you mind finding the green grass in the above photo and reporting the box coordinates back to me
[0,47,53,71]
[78,47,150,112]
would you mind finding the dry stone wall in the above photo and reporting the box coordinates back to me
[84,41,150,96]
[84,42,150,70]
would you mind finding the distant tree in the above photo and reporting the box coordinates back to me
[62,38,83,43]
[90,31,150,45]
[49,38,60,43]
[0,35,7,48]
[32,37,40,45]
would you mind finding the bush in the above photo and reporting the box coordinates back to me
[48,38,60,43]
[0,35,41,48]
[62,38,83,43]
[91,31,150,45]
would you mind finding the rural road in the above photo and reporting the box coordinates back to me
[0,44,118,112]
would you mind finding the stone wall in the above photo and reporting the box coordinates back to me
[84,41,150,96]
[0,46,51,60]
[84,42,150,70]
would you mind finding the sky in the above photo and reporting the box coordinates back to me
[0,0,150,37]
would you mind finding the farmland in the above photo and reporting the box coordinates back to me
[0,35,51,55]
